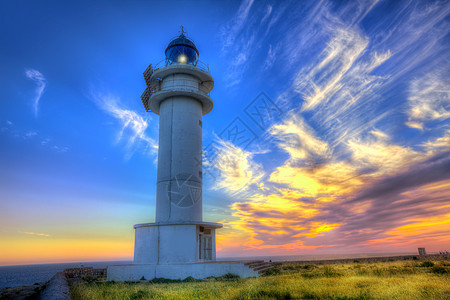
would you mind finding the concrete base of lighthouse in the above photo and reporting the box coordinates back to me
[107,222,260,280]
[134,222,221,264]
[107,262,259,281]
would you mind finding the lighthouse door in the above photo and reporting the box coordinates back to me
[199,231,212,261]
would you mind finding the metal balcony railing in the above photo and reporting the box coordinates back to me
[141,61,211,112]
[153,59,210,73]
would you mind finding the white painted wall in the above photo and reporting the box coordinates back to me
[158,225,197,264]
[156,95,203,223]
[133,226,158,264]
[108,262,260,281]
[134,224,202,265]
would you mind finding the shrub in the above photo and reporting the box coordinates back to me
[223,273,240,279]
[263,268,281,276]
[150,278,180,284]
[85,276,98,283]
[129,290,149,300]
[183,276,197,282]
[302,264,317,270]
[139,276,146,281]
[421,261,434,267]
[431,265,448,274]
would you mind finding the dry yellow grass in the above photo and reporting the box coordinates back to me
[70,259,450,299]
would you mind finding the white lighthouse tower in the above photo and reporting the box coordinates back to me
[134,28,222,265]
[107,29,263,280]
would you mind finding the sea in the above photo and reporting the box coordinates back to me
[0,253,416,288]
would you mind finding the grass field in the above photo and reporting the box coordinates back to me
[70,258,449,299]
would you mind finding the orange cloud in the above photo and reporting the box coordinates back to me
[212,114,450,256]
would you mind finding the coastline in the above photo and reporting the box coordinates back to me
[1,253,448,299]
[272,253,448,265]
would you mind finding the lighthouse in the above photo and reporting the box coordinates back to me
[135,28,222,265]
[107,29,263,280]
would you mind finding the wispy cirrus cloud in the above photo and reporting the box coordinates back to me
[291,22,392,149]
[422,130,450,154]
[347,130,420,177]
[91,92,158,160]
[25,68,47,117]
[220,0,255,54]
[220,0,277,87]
[207,138,264,196]
[24,131,38,138]
[262,43,280,71]
[22,231,50,237]
[269,113,329,163]
[405,69,450,130]
[260,4,272,24]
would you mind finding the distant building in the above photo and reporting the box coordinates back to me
[418,248,426,255]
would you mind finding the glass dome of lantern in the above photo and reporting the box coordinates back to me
[165,27,199,67]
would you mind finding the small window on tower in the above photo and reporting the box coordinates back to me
[199,120,202,127]
[199,171,203,178]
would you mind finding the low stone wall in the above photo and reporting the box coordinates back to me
[64,267,107,279]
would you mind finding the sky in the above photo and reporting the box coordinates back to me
[0,0,449,266]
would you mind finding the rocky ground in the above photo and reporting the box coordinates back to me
[0,282,46,300]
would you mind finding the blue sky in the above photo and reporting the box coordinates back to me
[1,0,449,265]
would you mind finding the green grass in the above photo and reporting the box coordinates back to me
[70,259,450,299]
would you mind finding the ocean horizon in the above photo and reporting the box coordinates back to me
[0,252,419,288]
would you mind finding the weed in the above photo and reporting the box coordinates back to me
[303,291,319,299]
[255,290,292,299]
[323,265,342,277]
[301,273,320,279]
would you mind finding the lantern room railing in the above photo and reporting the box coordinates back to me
[141,62,212,112]
[153,59,210,73]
